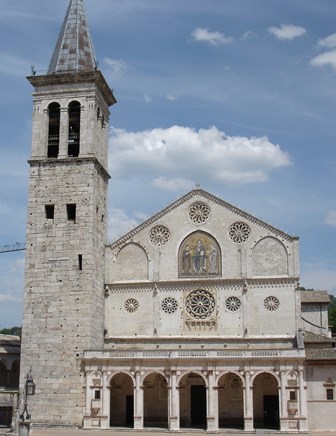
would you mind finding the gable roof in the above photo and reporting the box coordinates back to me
[306,348,336,361]
[108,188,298,250]
[301,290,330,304]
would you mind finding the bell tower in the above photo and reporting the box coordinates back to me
[20,0,116,426]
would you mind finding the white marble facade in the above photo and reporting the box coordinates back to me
[83,190,311,432]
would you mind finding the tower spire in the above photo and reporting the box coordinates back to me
[47,0,97,74]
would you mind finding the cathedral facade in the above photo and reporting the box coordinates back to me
[20,0,336,433]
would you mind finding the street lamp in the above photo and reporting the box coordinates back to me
[20,371,36,420]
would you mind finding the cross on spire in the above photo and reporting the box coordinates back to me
[47,0,97,74]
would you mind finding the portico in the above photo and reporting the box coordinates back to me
[83,347,307,432]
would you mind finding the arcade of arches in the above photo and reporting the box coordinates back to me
[84,363,307,432]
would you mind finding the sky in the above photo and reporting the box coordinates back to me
[0,0,336,327]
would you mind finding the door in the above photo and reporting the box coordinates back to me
[263,395,279,429]
[125,395,134,427]
[190,385,206,427]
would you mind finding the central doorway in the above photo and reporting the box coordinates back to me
[190,385,206,427]
[179,373,207,429]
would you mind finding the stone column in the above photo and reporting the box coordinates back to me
[279,370,288,431]
[83,371,92,428]
[85,372,91,415]
[58,107,69,158]
[298,369,307,431]
[243,371,254,431]
[39,109,49,158]
[206,370,218,431]
[168,370,180,431]
[133,371,144,429]
[100,371,109,429]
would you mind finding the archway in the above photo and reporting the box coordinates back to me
[110,372,134,427]
[218,372,244,429]
[9,360,20,388]
[143,372,168,428]
[179,372,207,429]
[253,372,279,429]
[0,362,7,387]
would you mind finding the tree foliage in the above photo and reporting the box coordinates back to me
[0,326,22,336]
[328,295,336,333]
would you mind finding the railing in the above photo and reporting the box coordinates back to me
[84,348,305,360]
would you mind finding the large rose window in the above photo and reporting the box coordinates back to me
[185,290,215,319]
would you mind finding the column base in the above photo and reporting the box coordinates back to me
[207,416,218,432]
[133,415,143,430]
[244,417,254,431]
[169,415,179,431]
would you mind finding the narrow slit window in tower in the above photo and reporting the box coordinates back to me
[68,101,81,157]
[48,103,60,158]
[45,205,55,219]
[67,204,76,221]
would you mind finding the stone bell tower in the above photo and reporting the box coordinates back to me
[20,0,116,426]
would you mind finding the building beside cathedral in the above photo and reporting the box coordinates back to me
[19,0,336,433]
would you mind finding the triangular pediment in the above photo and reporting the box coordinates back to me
[108,188,297,250]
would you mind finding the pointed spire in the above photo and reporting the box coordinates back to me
[47,0,97,74]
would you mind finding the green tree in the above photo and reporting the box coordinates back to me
[0,326,22,336]
[328,295,336,333]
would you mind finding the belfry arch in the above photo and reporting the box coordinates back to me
[47,102,60,158]
[68,100,81,157]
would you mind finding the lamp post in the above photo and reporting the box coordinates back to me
[19,371,35,436]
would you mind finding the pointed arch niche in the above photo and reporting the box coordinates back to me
[179,231,221,277]
[252,236,288,277]
[115,243,149,282]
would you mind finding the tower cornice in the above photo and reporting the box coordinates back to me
[27,71,116,107]
[28,156,111,181]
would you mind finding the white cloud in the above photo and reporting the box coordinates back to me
[191,27,233,46]
[268,24,306,41]
[144,94,152,103]
[310,49,336,70]
[325,210,336,225]
[318,33,336,49]
[153,177,194,192]
[109,125,291,186]
[241,31,259,41]
[0,294,22,303]
[104,57,129,78]
[108,208,140,241]
[165,94,177,101]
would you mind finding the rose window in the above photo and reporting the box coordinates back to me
[188,202,210,224]
[149,225,170,246]
[124,298,139,313]
[225,296,241,312]
[162,297,178,314]
[264,296,280,311]
[185,290,215,319]
[228,221,251,243]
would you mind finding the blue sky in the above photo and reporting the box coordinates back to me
[0,0,336,327]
